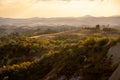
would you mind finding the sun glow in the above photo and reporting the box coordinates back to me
[19,0,103,18]
[0,0,120,18]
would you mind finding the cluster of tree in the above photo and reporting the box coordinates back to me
[0,36,119,80]
[0,34,65,67]
[0,25,78,37]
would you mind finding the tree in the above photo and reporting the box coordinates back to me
[96,24,100,29]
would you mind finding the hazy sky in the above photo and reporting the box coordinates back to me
[0,0,120,18]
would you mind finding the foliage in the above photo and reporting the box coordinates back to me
[0,37,119,80]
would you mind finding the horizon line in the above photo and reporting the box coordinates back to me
[0,15,120,19]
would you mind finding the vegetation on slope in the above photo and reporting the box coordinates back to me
[0,37,119,80]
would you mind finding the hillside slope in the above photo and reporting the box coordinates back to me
[0,37,119,80]
[31,28,120,40]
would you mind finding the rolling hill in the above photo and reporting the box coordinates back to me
[0,16,120,28]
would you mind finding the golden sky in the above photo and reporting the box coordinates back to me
[0,0,120,18]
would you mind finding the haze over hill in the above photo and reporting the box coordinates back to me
[0,16,120,29]
[0,0,120,80]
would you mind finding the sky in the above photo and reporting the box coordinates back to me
[0,0,120,18]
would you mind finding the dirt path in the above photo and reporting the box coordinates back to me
[30,30,85,39]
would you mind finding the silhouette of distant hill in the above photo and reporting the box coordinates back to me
[0,16,120,29]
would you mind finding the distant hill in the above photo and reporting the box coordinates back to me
[0,16,120,28]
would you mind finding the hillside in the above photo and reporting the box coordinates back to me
[0,35,120,80]
[0,16,120,36]
[31,27,120,40]
[0,23,120,80]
